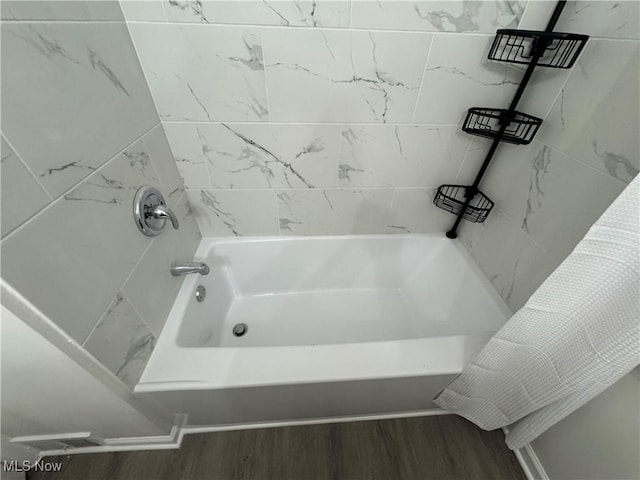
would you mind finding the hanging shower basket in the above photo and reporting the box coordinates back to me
[488,29,589,69]
[462,107,542,145]
[433,185,494,224]
[433,1,589,238]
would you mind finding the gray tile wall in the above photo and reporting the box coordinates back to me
[0,2,201,389]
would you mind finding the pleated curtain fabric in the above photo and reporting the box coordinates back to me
[434,174,640,449]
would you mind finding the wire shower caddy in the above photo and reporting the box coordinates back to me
[433,0,589,238]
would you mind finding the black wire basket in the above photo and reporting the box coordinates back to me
[462,107,542,145]
[433,185,494,224]
[488,29,589,69]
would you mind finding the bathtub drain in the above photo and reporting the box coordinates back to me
[233,323,248,337]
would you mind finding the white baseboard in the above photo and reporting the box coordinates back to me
[503,427,549,480]
[515,444,550,480]
[38,409,448,458]
[182,408,449,434]
[38,424,183,458]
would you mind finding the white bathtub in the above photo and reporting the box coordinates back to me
[137,235,511,427]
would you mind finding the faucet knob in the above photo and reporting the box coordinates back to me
[133,186,179,237]
[151,204,179,230]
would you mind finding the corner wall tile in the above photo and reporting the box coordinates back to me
[143,124,185,207]
[129,24,268,122]
[1,136,51,238]
[538,40,639,184]
[470,141,627,264]
[277,188,394,235]
[0,146,160,342]
[163,123,213,189]
[263,29,432,123]
[123,193,201,337]
[163,0,351,27]
[386,188,454,234]
[83,293,155,390]
[1,22,159,198]
[119,0,167,21]
[338,125,469,187]
[459,208,560,311]
[519,0,640,39]
[351,0,527,33]
[186,189,279,236]
[1,1,91,20]
[86,1,125,21]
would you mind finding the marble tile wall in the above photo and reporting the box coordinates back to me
[458,33,639,310]
[121,0,638,310]
[0,3,201,390]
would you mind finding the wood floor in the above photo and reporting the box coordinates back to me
[29,415,526,480]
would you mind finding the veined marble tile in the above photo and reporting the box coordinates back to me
[413,34,512,124]
[1,136,51,238]
[1,22,158,198]
[538,40,639,184]
[85,1,125,21]
[83,293,156,390]
[459,207,559,312]
[182,123,341,189]
[338,125,469,188]
[123,193,201,337]
[163,0,350,27]
[519,0,639,39]
[129,24,268,122]
[0,143,164,343]
[277,188,394,235]
[186,189,279,236]
[386,188,454,234]
[474,140,627,264]
[351,0,526,32]
[119,0,168,21]
[163,123,213,189]
[1,1,91,20]
[263,29,432,123]
[413,34,571,124]
[142,125,185,207]
[1,0,124,20]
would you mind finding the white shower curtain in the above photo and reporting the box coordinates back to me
[434,174,640,450]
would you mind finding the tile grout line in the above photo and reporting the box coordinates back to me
[542,141,632,187]
[80,235,156,347]
[453,138,474,184]
[348,0,354,29]
[159,121,463,126]
[410,33,435,124]
[260,29,273,123]
[273,188,283,235]
[1,134,54,201]
[123,17,166,128]
[1,121,161,244]
[121,290,158,343]
[103,20,640,42]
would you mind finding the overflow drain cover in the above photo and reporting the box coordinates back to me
[233,323,248,337]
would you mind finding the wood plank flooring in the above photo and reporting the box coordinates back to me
[28,415,526,480]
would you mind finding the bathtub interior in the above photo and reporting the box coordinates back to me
[173,235,510,349]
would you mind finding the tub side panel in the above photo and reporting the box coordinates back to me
[143,374,455,426]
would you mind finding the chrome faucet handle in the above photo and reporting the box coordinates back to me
[151,204,179,230]
[133,186,179,237]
